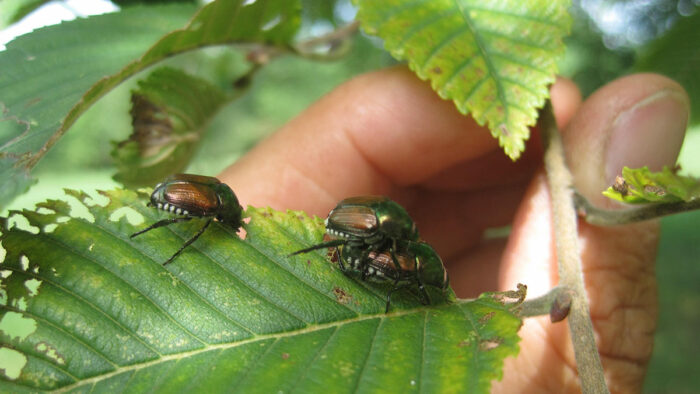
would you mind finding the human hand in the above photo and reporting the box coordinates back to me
[219,67,689,392]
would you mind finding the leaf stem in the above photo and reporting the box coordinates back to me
[294,21,360,61]
[575,192,700,226]
[519,286,572,321]
[540,102,609,394]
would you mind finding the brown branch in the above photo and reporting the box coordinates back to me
[519,286,573,322]
[293,21,360,61]
[575,192,700,226]
[540,102,609,393]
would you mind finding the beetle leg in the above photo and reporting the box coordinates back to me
[386,278,413,313]
[162,219,212,266]
[130,217,193,238]
[413,255,432,306]
[336,247,348,272]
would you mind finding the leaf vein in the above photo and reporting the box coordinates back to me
[287,325,340,392]
[454,0,509,122]
[53,307,435,393]
[228,338,280,389]
[117,210,296,334]
[1,302,119,371]
[259,216,385,314]
[479,28,560,53]
[350,317,383,392]
[38,227,208,348]
[372,0,427,32]
[460,4,568,30]
[397,8,460,48]
[419,23,470,71]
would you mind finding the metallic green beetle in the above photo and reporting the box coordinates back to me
[130,174,243,265]
[290,196,419,271]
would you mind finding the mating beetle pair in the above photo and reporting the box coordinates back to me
[291,196,449,312]
[338,240,449,313]
[130,174,243,265]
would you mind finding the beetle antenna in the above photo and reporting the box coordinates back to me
[288,239,347,257]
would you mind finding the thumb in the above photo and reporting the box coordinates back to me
[496,73,689,392]
[564,73,689,208]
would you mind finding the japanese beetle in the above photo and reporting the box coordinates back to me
[130,174,244,265]
[290,196,419,269]
[339,241,449,313]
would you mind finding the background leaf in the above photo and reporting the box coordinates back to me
[0,4,196,208]
[353,0,571,159]
[0,0,50,28]
[0,189,521,392]
[0,0,301,207]
[635,11,700,126]
[112,67,229,188]
[602,166,700,204]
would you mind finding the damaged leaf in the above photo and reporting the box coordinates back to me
[0,188,521,393]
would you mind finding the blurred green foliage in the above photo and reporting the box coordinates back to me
[636,11,700,125]
[646,211,700,394]
[558,6,635,97]
[27,33,393,187]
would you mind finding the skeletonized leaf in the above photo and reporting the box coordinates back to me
[603,166,700,204]
[0,189,522,392]
[353,0,571,159]
[112,67,228,188]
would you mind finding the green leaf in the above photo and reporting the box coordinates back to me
[112,67,228,188]
[0,189,522,392]
[114,0,196,5]
[0,0,50,28]
[0,4,196,208]
[0,0,301,207]
[353,0,571,160]
[603,166,700,204]
[635,12,700,125]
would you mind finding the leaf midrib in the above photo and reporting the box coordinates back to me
[453,0,508,126]
[53,310,435,393]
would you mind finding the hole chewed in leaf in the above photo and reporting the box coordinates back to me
[0,311,37,342]
[0,347,27,380]
[109,206,145,225]
[24,278,42,297]
[36,342,66,366]
[479,337,504,351]
[7,213,39,234]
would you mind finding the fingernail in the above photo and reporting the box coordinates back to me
[606,89,689,184]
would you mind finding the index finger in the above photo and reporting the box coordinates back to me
[219,67,547,215]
